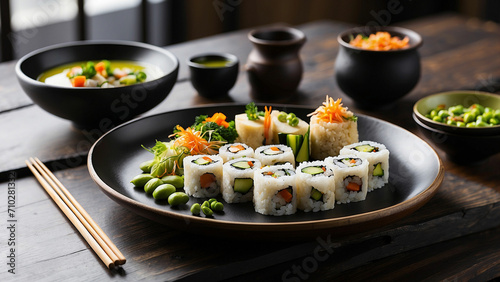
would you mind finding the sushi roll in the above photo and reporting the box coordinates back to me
[222,158,261,203]
[183,155,223,198]
[254,144,295,167]
[218,143,254,162]
[296,161,335,212]
[340,141,389,191]
[309,96,358,159]
[253,164,297,216]
[325,155,369,204]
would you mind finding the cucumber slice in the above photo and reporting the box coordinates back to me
[278,133,288,145]
[231,161,252,169]
[286,134,303,156]
[355,144,376,152]
[263,147,283,155]
[296,127,310,163]
[373,163,384,176]
[301,166,325,175]
[193,157,211,165]
[233,178,253,194]
[310,188,323,201]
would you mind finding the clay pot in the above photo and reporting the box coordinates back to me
[246,27,306,101]
[334,26,422,109]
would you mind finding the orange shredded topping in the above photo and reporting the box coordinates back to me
[263,106,272,145]
[350,159,357,164]
[170,125,225,155]
[308,96,352,123]
[229,144,245,153]
[204,113,230,128]
[349,31,409,51]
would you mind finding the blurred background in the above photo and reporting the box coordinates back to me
[1,0,499,62]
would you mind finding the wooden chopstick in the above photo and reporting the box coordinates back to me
[26,158,126,268]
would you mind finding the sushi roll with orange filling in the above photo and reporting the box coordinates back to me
[183,155,223,198]
[253,164,297,216]
[325,155,368,204]
[218,143,254,162]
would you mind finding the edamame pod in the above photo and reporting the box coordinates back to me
[152,184,176,200]
[168,192,189,206]
[130,174,154,187]
[144,178,163,194]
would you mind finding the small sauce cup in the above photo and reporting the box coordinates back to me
[188,53,239,98]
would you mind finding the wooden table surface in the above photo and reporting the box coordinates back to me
[1,13,500,281]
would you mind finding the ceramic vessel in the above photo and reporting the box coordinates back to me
[16,40,178,129]
[188,53,239,99]
[335,26,422,109]
[246,27,306,101]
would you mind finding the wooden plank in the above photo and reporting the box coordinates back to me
[1,164,499,281]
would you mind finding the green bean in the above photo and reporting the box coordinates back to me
[277,112,287,122]
[168,192,189,206]
[160,175,184,189]
[289,117,299,127]
[152,184,176,200]
[140,159,155,173]
[202,206,213,216]
[212,201,224,212]
[130,174,154,187]
[190,203,201,215]
[144,178,163,194]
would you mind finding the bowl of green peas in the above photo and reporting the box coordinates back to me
[413,91,500,135]
[413,91,500,163]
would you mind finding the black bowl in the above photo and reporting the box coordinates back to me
[16,40,179,129]
[413,114,500,164]
[187,53,239,99]
[334,26,422,109]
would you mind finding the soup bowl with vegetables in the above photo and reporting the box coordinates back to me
[16,40,179,129]
[413,90,500,163]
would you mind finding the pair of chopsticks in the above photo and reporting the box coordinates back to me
[26,157,126,269]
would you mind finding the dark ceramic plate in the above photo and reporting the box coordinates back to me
[88,104,444,239]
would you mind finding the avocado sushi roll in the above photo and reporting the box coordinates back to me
[254,144,295,167]
[296,161,335,212]
[183,155,223,198]
[218,143,254,162]
[325,155,369,204]
[340,141,389,191]
[253,164,297,216]
[222,158,261,203]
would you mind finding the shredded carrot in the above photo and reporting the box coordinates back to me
[349,31,409,50]
[200,173,216,189]
[263,106,272,144]
[346,182,361,192]
[170,125,225,155]
[202,156,213,163]
[204,113,230,128]
[72,75,86,87]
[278,189,293,203]
[350,159,357,164]
[308,96,353,123]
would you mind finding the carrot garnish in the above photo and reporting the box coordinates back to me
[170,125,225,155]
[204,113,230,128]
[349,31,409,51]
[350,159,357,164]
[346,182,361,192]
[200,173,216,189]
[321,166,326,172]
[72,75,86,87]
[229,144,245,153]
[95,61,108,77]
[263,106,272,144]
[270,146,280,151]
[308,96,355,123]
[202,156,213,163]
[247,161,254,167]
[278,189,293,203]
